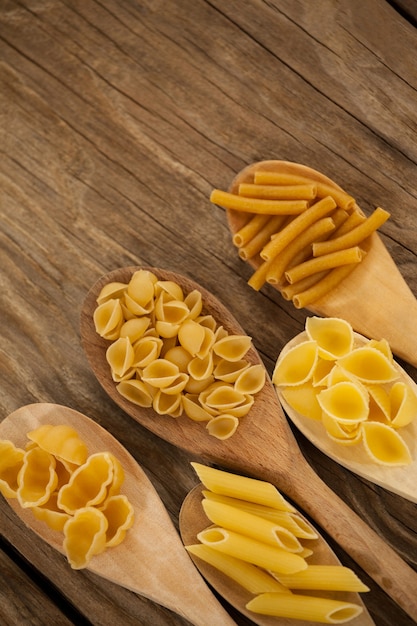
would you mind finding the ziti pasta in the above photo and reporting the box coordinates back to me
[93,269,266,440]
[210,164,390,308]
[186,463,368,623]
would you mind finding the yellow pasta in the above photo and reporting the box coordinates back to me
[292,264,360,309]
[191,462,295,511]
[390,381,417,428]
[312,207,390,256]
[362,422,412,465]
[337,346,399,384]
[27,424,88,466]
[261,196,336,262]
[206,415,239,440]
[272,341,319,387]
[238,215,287,260]
[239,182,317,200]
[246,592,363,623]
[100,494,135,547]
[63,507,108,570]
[317,381,369,424]
[275,564,369,592]
[197,527,307,574]
[305,317,354,360]
[93,298,124,340]
[17,447,58,508]
[186,544,288,594]
[210,189,309,214]
[232,213,270,247]
[58,452,115,514]
[0,440,25,498]
[285,246,364,284]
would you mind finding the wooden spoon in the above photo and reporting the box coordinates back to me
[80,267,417,621]
[226,160,417,368]
[0,403,238,626]
[179,485,374,626]
[275,330,417,503]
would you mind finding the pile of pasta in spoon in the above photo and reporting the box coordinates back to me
[210,169,389,308]
[93,269,265,440]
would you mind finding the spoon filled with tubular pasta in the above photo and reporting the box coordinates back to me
[0,403,237,626]
[80,266,417,623]
[211,160,417,369]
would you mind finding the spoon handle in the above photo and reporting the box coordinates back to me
[241,452,417,622]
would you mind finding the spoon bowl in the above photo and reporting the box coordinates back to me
[0,403,237,626]
[179,485,374,626]
[226,160,417,368]
[80,267,417,621]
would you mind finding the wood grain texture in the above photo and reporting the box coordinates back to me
[1,1,417,625]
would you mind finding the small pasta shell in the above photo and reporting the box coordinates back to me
[361,422,412,465]
[154,279,184,301]
[142,358,180,389]
[202,384,246,411]
[337,346,399,384]
[119,317,150,343]
[318,381,369,424]
[184,289,203,319]
[106,337,135,378]
[225,394,254,418]
[182,394,213,422]
[206,415,239,440]
[389,381,417,428]
[213,359,250,383]
[197,315,218,332]
[117,379,154,407]
[155,298,190,325]
[27,424,88,465]
[132,336,163,368]
[124,292,154,316]
[100,494,135,547]
[93,298,124,340]
[17,447,58,508]
[272,341,319,387]
[164,346,193,372]
[234,364,265,395]
[127,270,157,307]
[155,320,181,338]
[96,281,128,305]
[0,440,25,498]
[281,383,323,421]
[63,507,108,569]
[161,373,189,395]
[321,413,362,445]
[58,452,115,514]
[305,316,354,360]
[152,389,183,416]
[188,353,214,381]
[185,375,215,395]
[178,319,206,357]
[213,335,253,362]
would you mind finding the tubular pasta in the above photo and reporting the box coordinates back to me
[186,544,288,594]
[275,565,369,592]
[238,182,317,200]
[292,264,360,309]
[210,189,309,214]
[312,207,390,257]
[238,215,287,260]
[285,246,364,284]
[232,213,270,247]
[246,592,363,623]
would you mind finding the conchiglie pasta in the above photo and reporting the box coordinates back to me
[337,346,399,384]
[206,415,239,440]
[93,271,266,438]
[362,422,412,466]
[58,452,115,514]
[272,341,318,387]
[317,381,369,424]
[63,507,108,570]
[93,298,124,340]
[100,494,135,547]
[305,316,354,360]
[0,440,25,498]
[17,447,58,508]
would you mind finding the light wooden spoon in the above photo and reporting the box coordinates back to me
[226,160,417,368]
[275,330,417,503]
[0,403,238,626]
[80,267,417,622]
[179,485,374,626]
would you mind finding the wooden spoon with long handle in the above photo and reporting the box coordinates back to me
[0,403,238,626]
[226,160,417,367]
[80,267,417,622]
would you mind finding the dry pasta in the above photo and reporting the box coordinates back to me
[274,317,416,465]
[210,164,390,307]
[94,269,265,439]
[187,463,367,623]
[0,423,134,570]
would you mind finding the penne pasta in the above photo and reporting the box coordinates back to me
[313,207,390,256]
[238,182,317,200]
[274,565,370,592]
[186,544,288,594]
[238,214,287,260]
[197,527,307,574]
[261,196,337,261]
[210,189,309,215]
[191,462,295,511]
[284,246,364,284]
[292,264,361,309]
[232,213,270,247]
[246,592,363,623]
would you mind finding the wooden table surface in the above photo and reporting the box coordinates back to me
[1,1,417,625]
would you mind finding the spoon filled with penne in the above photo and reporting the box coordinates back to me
[80,266,417,623]
[0,403,237,626]
[212,160,417,368]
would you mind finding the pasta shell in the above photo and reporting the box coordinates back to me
[0,440,25,498]
[213,359,250,383]
[389,381,417,428]
[93,298,124,340]
[321,413,362,445]
[58,452,115,514]
[142,358,180,389]
[17,447,58,508]
[152,389,183,416]
[197,315,218,332]
[281,383,323,421]
[311,358,335,386]
[337,346,399,384]
[164,346,193,372]
[362,422,412,465]
[368,337,394,363]
[235,364,265,395]
[155,320,181,339]
[117,379,154,407]
[96,281,128,305]
[27,424,88,465]
[106,336,135,378]
[272,341,319,387]
[155,297,190,325]
[132,336,163,368]
[318,381,369,424]
[185,374,215,395]
[213,335,253,362]
[206,415,239,440]
[31,493,70,531]
[367,385,391,423]
[119,317,150,343]
[178,319,206,357]
[154,279,184,301]
[161,373,189,395]
[305,316,354,360]
[225,395,254,418]
[188,353,214,381]
[183,394,213,422]
[127,270,157,307]
[100,494,135,547]
[184,289,203,319]
[63,506,108,569]
[202,384,246,411]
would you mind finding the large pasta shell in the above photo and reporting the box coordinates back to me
[305,316,354,360]
[0,440,25,498]
[321,413,362,446]
[361,421,412,465]
[337,346,399,384]
[280,383,323,421]
[272,340,318,387]
[317,381,369,424]
[389,381,417,428]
